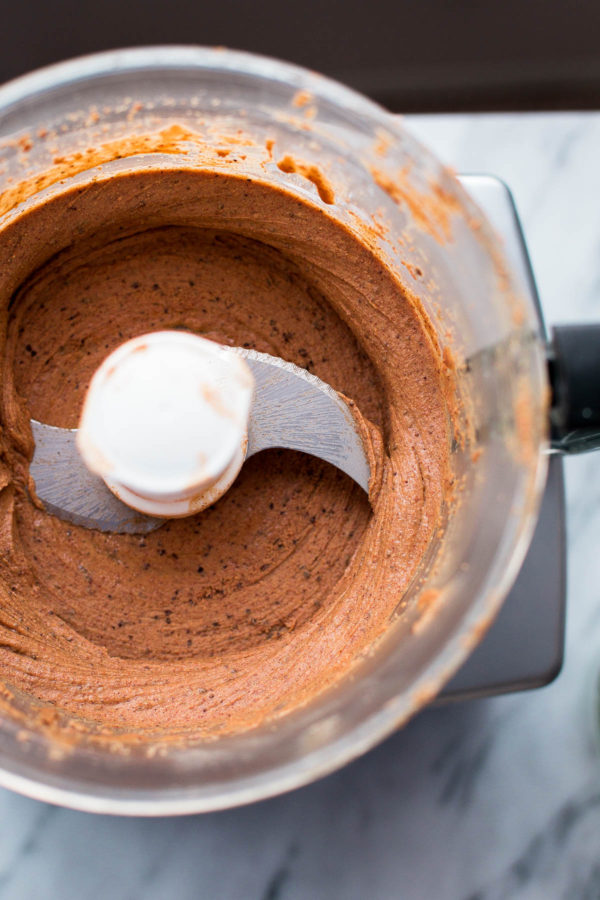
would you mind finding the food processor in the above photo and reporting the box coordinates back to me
[0,46,595,815]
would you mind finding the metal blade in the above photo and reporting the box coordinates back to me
[29,420,164,534]
[29,348,370,534]
[237,349,370,491]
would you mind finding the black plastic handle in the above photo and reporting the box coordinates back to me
[549,324,600,454]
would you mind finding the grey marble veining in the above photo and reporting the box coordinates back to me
[1,113,600,900]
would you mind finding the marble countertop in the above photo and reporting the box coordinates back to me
[1,111,600,900]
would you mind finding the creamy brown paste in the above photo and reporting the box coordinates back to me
[0,158,451,746]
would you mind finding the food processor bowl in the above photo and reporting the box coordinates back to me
[0,47,548,814]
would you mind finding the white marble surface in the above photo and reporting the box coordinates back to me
[1,112,600,900]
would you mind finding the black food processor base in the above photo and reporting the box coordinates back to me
[440,176,566,701]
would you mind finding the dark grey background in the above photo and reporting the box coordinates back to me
[2,0,599,110]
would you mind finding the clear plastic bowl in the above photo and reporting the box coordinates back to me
[0,47,548,815]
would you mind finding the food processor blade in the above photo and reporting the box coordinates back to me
[28,348,371,534]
